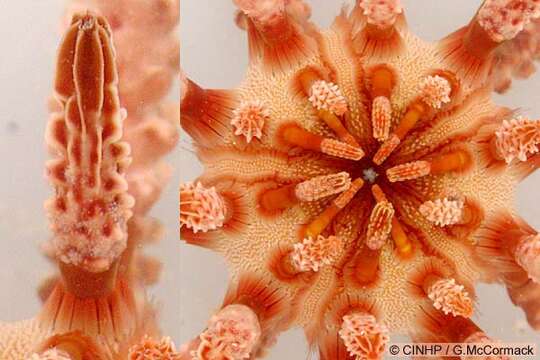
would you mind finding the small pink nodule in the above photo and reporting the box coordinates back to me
[478,0,540,43]
[419,75,451,109]
[419,198,464,227]
[180,182,226,233]
[339,312,390,360]
[359,0,403,29]
[309,80,348,116]
[233,0,286,25]
[427,278,474,318]
[196,304,261,360]
[495,117,540,163]
[292,235,343,272]
[128,336,180,359]
[231,100,270,143]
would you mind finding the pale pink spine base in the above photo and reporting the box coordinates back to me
[294,172,351,202]
[309,80,348,116]
[292,235,343,272]
[358,0,403,29]
[339,312,390,360]
[515,234,540,283]
[128,336,180,359]
[419,198,464,227]
[372,96,392,142]
[196,304,262,360]
[180,182,226,233]
[427,278,474,318]
[495,117,540,163]
[419,75,452,109]
[231,100,270,143]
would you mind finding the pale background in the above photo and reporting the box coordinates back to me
[181,0,540,358]
[0,0,180,343]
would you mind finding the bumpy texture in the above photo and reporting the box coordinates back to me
[0,320,48,359]
[418,75,451,109]
[181,0,540,358]
[309,80,348,115]
[180,182,226,233]
[359,0,402,29]
[477,0,540,42]
[419,198,464,226]
[231,101,269,143]
[495,117,540,163]
[128,336,180,360]
[196,305,261,360]
[292,235,343,272]
[0,0,179,359]
[427,278,473,318]
[338,312,389,359]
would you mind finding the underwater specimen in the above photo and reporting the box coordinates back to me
[0,0,179,358]
[180,0,540,359]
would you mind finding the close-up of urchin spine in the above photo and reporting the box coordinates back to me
[0,0,180,358]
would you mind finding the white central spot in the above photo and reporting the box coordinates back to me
[363,167,379,183]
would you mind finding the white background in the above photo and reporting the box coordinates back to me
[0,0,180,343]
[181,0,540,358]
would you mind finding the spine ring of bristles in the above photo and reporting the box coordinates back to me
[195,304,261,360]
[309,80,348,116]
[339,312,390,359]
[179,182,226,233]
